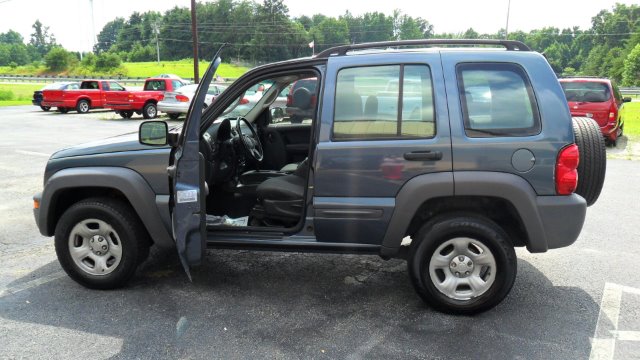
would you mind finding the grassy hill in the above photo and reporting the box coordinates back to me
[0,60,248,80]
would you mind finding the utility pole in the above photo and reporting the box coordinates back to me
[505,0,512,40]
[89,0,96,52]
[152,20,161,64]
[190,0,199,84]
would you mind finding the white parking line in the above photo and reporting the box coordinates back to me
[14,150,51,157]
[589,282,640,360]
[0,271,66,299]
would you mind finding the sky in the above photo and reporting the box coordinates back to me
[0,0,636,52]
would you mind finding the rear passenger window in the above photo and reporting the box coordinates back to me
[457,63,540,137]
[333,65,435,140]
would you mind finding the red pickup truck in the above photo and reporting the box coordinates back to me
[105,78,185,119]
[42,80,128,114]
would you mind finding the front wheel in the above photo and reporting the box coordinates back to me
[40,105,51,111]
[408,215,517,315]
[54,198,150,289]
[142,103,157,119]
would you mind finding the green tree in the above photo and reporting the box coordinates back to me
[44,47,73,71]
[0,30,24,44]
[95,17,125,53]
[30,20,56,57]
[95,52,122,71]
[622,44,640,86]
[311,18,349,51]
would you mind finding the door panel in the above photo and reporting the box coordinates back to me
[172,53,222,278]
[313,53,452,244]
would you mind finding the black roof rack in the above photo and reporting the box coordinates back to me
[315,39,531,58]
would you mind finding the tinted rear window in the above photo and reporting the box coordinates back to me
[144,80,167,91]
[80,81,99,89]
[560,82,611,103]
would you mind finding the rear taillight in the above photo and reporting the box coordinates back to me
[608,103,617,123]
[555,144,580,195]
[239,98,249,105]
[175,94,189,102]
[158,94,164,101]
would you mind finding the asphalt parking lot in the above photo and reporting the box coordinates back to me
[1,105,639,359]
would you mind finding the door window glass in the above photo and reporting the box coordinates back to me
[333,65,435,140]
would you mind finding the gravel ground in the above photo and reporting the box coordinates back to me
[0,105,639,359]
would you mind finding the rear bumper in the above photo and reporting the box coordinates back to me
[534,194,587,251]
[157,102,189,114]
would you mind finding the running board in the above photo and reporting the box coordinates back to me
[206,238,381,255]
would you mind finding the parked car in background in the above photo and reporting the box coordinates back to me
[41,80,127,114]
[33,82,80,111]
[285,77,317,123]
[154,74,191,84]
[559,77,631,146]
[105,78,186,119]
[157,83,226,120]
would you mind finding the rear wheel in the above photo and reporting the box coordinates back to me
[572,117,606,206]
[119,110,134,119]
[40,105,51,111]
[142,102,157,119]
[168,113,181,120]
[54,198,150,289]
[76,99,90,114]
[408,214,517,315]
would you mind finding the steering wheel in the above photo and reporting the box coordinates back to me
[235,117,264,162]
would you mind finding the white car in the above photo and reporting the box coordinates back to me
[158,84,227,120]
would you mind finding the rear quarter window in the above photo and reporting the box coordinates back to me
[457,63,540,137]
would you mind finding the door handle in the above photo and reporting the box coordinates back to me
[403,151,443,161]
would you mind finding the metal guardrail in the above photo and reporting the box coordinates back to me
[0,74,238,86]
[621,87,640,97]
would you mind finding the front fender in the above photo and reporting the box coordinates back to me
[37,167,174,248]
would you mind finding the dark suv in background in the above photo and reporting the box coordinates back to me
[559,77,631,146]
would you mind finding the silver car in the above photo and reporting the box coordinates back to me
[158,84,226,120]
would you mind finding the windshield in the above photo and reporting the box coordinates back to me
[561,81,611,103]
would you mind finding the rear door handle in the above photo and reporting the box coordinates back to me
[403,151,443,161]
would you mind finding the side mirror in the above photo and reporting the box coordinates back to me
[139,121,168,146]
[623,97,632,103]
[121,87,127,91]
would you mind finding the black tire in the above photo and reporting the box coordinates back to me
[408,214,517,315]
[76,99,90,114]
[57,107,69,114]
[40,105,51,111]
[168,113,181,120]
[119,110,134,119]
[54,198,150,289]
[572,117,606,206]
[142,102,157,119]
